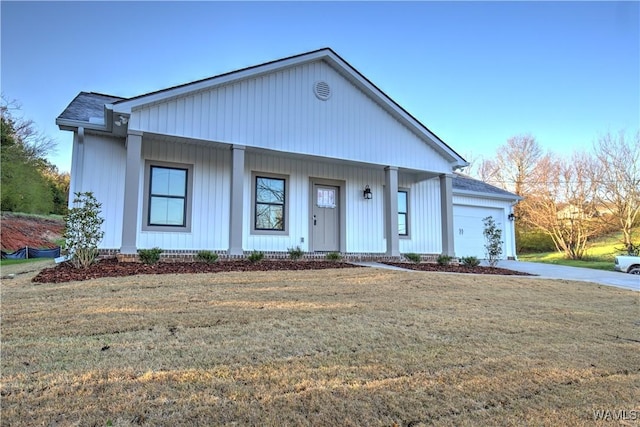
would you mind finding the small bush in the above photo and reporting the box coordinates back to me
[287,246,304,260]
[483,216,503,267]
[437,254,453,266]
[196,250,218,263]
[325,252,342,261]
[403,253,421,264]
[63,192,105,269]
[460,256,480,267]
[138,247,163,265]
[247,251,264,263]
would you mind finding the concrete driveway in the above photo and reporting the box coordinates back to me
[493,260,639,292]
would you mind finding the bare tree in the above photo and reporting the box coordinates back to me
[592,130,640,248]
[480,134,543,196]
[524,153,603,259]
[1,95,57,159]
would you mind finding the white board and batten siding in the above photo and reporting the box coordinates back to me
[244,152,443,254]
[137,139,232,251]
[453,194,516,259]
[70,133,126,249]
[129,60,453,174]
[78,133,446,253]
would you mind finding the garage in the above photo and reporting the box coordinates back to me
[453,205,505,259]
[452,174,521,260]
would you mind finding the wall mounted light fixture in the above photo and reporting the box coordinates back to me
[508,213,516,221]
[114,115,129,126]
[363,185,372,200]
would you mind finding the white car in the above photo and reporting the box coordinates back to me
[614,255,640,275]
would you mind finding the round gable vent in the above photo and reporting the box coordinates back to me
[313,81,332,101]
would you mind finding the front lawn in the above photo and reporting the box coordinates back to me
[2,268,638,426]
[518,228,639,271]
[518,252,615,271]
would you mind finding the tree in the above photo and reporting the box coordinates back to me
[1,96,65,214]
[524,153,603,259]
[592,130,640,248]
[479,134,543,197]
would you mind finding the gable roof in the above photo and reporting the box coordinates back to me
[452,173,521,201]
[57,48,467,166]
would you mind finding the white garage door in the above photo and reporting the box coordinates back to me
[454,205,504,259]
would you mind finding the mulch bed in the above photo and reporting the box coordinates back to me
[32,257,363,284]
[382,262,535,276]
[32,258,536,284]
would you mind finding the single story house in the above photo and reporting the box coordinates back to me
[57,48,520,260]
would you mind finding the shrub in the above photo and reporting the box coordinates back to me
[247,251,264,263]
[460,256,480,267]
[325,252,342,261]
[196,250,218,263]
[483,216,503,267]
[138,247,163,265]
[63,192,105,269]
[437,254,453,266]
[287,246,304,260]
[403,253,421,264]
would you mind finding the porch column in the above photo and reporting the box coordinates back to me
[120,130,143,254]
[384,166,400,257]
[439,173,455,257]
[228,145,245,256]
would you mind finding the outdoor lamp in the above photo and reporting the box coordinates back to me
[363,185,372,200]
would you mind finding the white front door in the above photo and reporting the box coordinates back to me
[312,184,340,252]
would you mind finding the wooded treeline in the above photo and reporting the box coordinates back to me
[1,98,69,215]
[466,132,640,259]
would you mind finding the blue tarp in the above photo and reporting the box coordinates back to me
[1,247,61,260]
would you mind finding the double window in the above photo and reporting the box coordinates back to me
[143,162,193,232]
[253,174,288,233]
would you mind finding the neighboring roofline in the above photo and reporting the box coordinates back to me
[110,48,467,166]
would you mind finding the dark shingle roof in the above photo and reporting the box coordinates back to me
[57,92,125,122]
[452,173,520,200]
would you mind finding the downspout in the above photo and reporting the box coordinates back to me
[73,126,85,200]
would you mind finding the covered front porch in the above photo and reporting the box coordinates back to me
[118,130,456,257]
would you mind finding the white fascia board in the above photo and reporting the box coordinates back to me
[112,50,332,114]
[453,188,522,202]
[56,118,107,132]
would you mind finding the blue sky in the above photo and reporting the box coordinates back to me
[2,1,638,173]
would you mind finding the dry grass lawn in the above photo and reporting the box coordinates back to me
[2,267,639,426]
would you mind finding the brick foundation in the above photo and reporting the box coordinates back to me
[106,249,448,263]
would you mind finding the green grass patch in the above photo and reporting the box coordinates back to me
[519,227,639,271]
[1,211,65,221]
[518,253,614,271]
[0,258,54,266]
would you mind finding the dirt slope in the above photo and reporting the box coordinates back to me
[0,213,64,251]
